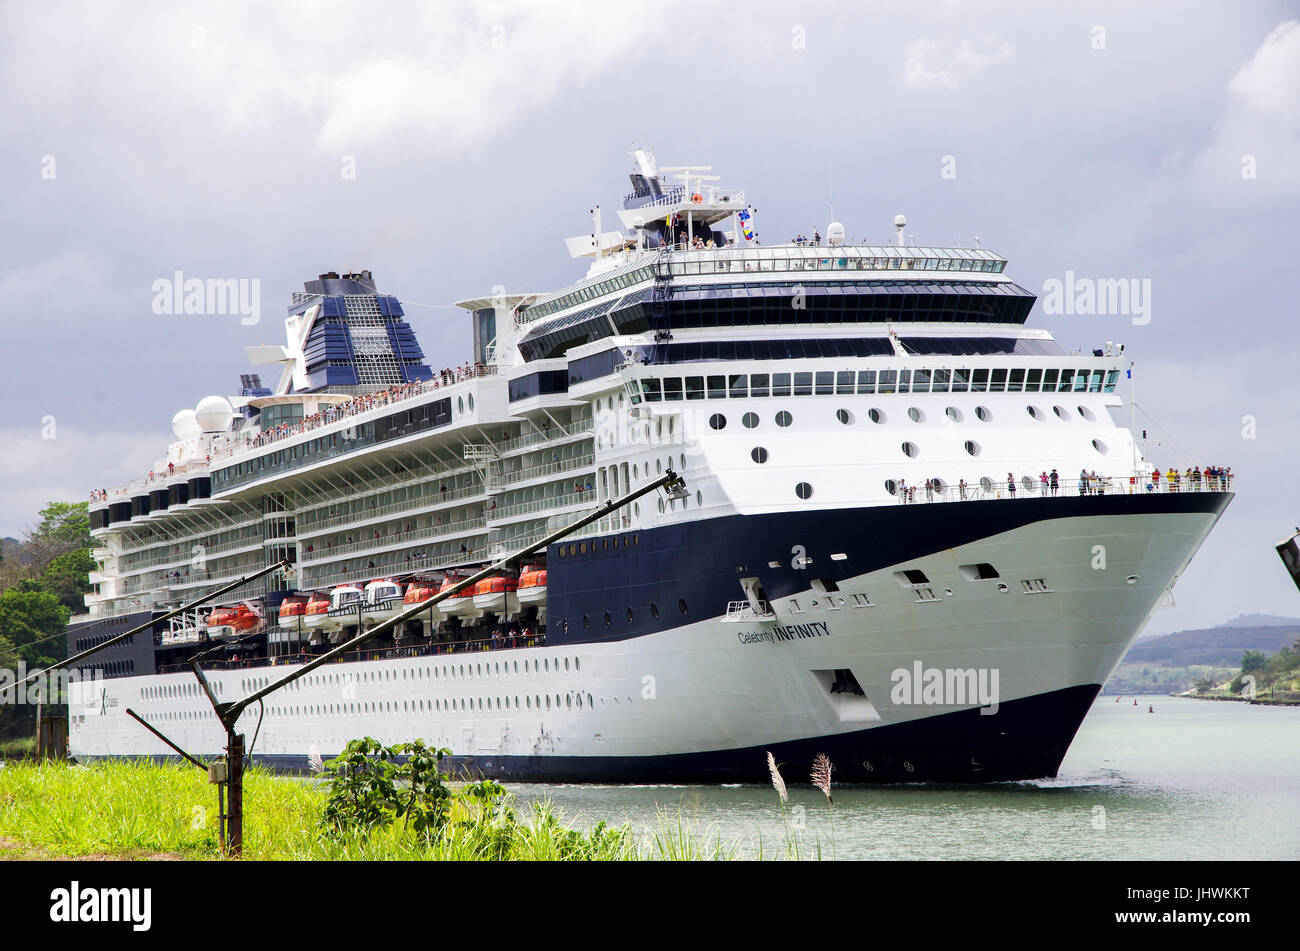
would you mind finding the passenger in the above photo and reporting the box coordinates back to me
[1049,468,1059,496]
[1007,473,1016,497]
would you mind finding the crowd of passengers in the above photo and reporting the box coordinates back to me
[896,465,1233,503]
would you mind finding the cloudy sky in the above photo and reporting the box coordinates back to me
[2,1,1296,633]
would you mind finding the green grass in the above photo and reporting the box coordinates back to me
[0,761,816,861]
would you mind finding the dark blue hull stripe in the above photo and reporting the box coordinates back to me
[546,491,1231,646]
[80,683,1100,784]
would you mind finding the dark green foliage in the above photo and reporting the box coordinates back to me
[320,737,454,836]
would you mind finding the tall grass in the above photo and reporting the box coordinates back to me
[0,761,833,860]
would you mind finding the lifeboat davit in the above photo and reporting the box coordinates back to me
[517,567,547,619]
[278,595,308,629]
[437,574,480,620]
[361,578,405,625]
[301,592,332,631]
[322,584,363,632]
[472,574,519,618]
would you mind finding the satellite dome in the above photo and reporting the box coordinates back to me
[171,408,201,440]
[893,214,907,228]
[194,395,235,433]
[827,222,846,246]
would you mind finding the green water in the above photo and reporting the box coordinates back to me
[513,696,1300,859]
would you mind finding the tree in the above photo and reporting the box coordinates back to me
[1241,650,1268,674]
[40,548,96,613]
[23,501,91,575]
[0,581,69,668]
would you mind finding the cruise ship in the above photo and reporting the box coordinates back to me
[66,152,1232,783]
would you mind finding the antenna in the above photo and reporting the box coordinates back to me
[894,214,907,247]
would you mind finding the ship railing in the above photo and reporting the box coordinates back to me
[303,543,490,589]
[492,417,594,455]
[299,516,487,563]
[496,453,596,488]
[892,473,1234,505]
[486,490,593,523]
[722,600,776,622]
[214,365,501,461]
[296,477,482,536]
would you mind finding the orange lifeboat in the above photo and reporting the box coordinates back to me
[278,595,308,629]
[438,574,479,619]
[206,606,237,637]
[472,574,519,616]
[517,567,547,617]
[302,592,331,630]
[229,603,262,632]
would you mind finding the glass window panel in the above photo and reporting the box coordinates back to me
[898,369,911,393]
[728,374,748,398]
[772,373,792,397]
[793,372,813,396]
[911,369,931,393]
[931,368,951,392]
[1025,368,1042,393]
[1057,369,1073,391]
[1041,368,1058,389]
[856,370,876,394]
[990,368,1008,392]
[836,370,855,394]
[663,378,683,401]
[751,373,770,398]
[1007,368,1025,393]
[707,375,726,399]
[815,371,835,395]
[877,369,897,394]
[685,376,705,400]
[1074,370,1090,392]
[950,368,969,392]
[970,368,989,393]
[1089,370,1104,392]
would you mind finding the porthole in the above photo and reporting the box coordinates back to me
[1078,405,1096,421]
[885,479,898,496]
[945,406,963,422]
[658,498,665,514]
[626,607,633,622]
[603,611,612,626]
[633,464,639,479]
[696,490,703,506]
[656,458,662,474]
[868,408,885,424]
[751,447,769,464]
[1027,405,1044,420]
[901,441,919,458]
[742,412,759,429]
[795,482,813,500]
[709,413,726,430]
[1125,575,1139,585]
[1092,438,1109,455]
[975,406,992,422]
[775,411,793,427]
[908,407,924,423]
[836,408,854,425]
[650,603,659,618]
[1021,476,1036,493]
[458,396,464,414]
[582,615,590,631]
[1053,405,1070,420]
[680,453,685,470]
[964,440,981,457]
[467,393,474,412]
[979,476,994,492]
[678,598,688,615]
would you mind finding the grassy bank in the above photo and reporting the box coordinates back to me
[0,760,764,860]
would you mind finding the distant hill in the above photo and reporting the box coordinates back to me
[1105,616,1300,695]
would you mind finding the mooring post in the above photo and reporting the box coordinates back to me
[227,732,245,856]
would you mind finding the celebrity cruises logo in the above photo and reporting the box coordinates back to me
[890,662,1000,714]
[151,270,261,325]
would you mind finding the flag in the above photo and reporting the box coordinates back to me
[1126,367,1132,379]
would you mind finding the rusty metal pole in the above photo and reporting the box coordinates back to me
[227,731,245,857]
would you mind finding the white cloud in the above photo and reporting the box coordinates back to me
[902,36,1013,89]
[1190,19,1300,200]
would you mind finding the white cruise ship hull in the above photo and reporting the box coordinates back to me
[69,492,1228,783]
